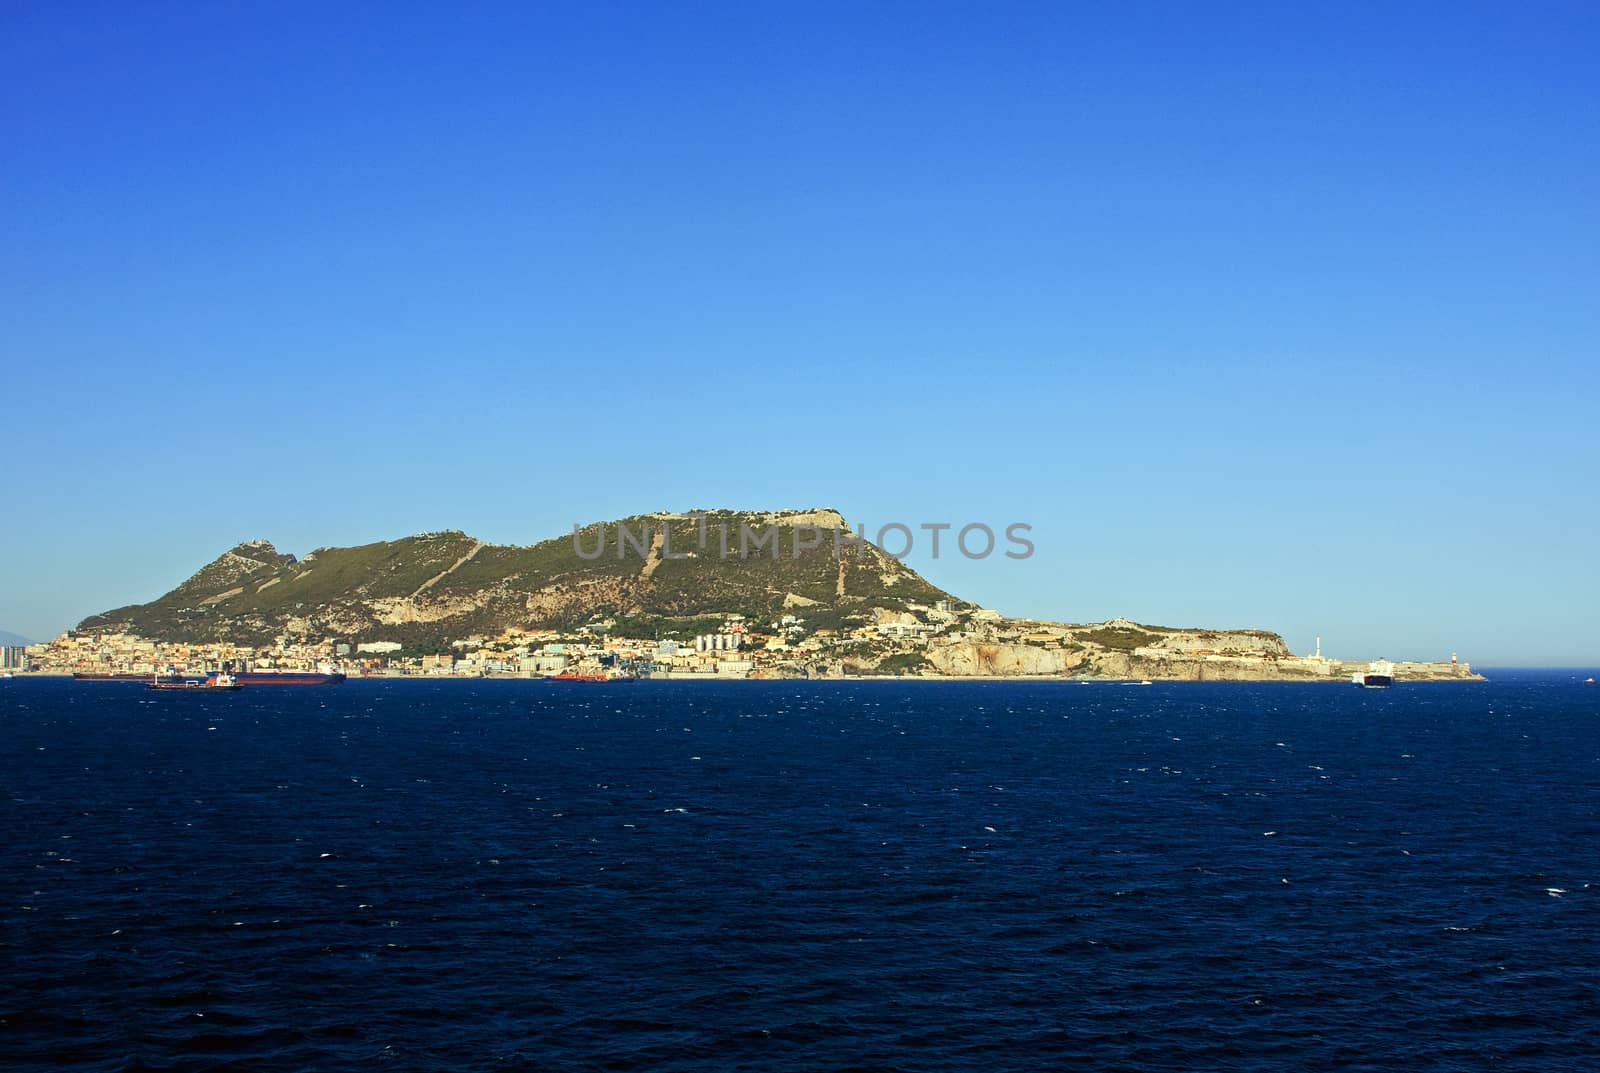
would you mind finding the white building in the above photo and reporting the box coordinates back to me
[695,633,742,652]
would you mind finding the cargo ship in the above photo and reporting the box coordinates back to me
[74,671,158,682]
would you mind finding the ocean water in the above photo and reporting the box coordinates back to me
[3,672,1598,1071]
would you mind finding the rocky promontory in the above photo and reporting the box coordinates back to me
[60,510,1482,683]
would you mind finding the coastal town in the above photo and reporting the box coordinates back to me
[2,512,1486,686]
[9,602,1481,683]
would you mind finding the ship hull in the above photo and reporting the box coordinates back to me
[232,672,347,686]
[149,682,243,692]
[1354,674,1394,688]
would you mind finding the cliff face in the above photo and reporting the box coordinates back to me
[919,626,1479,682]
[928,642,1073,676]
[923,618,1297,679]
[76,510,957,649]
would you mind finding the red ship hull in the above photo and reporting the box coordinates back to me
[232,672,347,686]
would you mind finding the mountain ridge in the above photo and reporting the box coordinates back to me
[77,509,959,650]
[57,510,1484,682]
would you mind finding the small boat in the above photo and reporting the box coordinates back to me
[0,672,13,680]
[1586,677,1596,685]
[148,672,243,692]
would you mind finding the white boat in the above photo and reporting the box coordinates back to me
[1353,660,1396,688]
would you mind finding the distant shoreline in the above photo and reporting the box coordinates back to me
[10,670,1489,684]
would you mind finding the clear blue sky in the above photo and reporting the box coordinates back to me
[2,3,1596,664]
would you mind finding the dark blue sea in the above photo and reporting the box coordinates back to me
[4,672,1599,1071]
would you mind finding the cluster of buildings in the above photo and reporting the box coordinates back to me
[385,604,975,680]
[21,601,980,680]
[399,616,772,679]
[16,606,1469,682]
[20,633,342,676]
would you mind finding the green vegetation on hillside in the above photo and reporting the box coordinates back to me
[876,652,931,676]
[75,511,958,646]
[1078,626,1159,651]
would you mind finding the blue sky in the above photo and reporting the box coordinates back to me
[2,3,1596,663]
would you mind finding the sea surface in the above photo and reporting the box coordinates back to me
[3,672,1599,1071]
